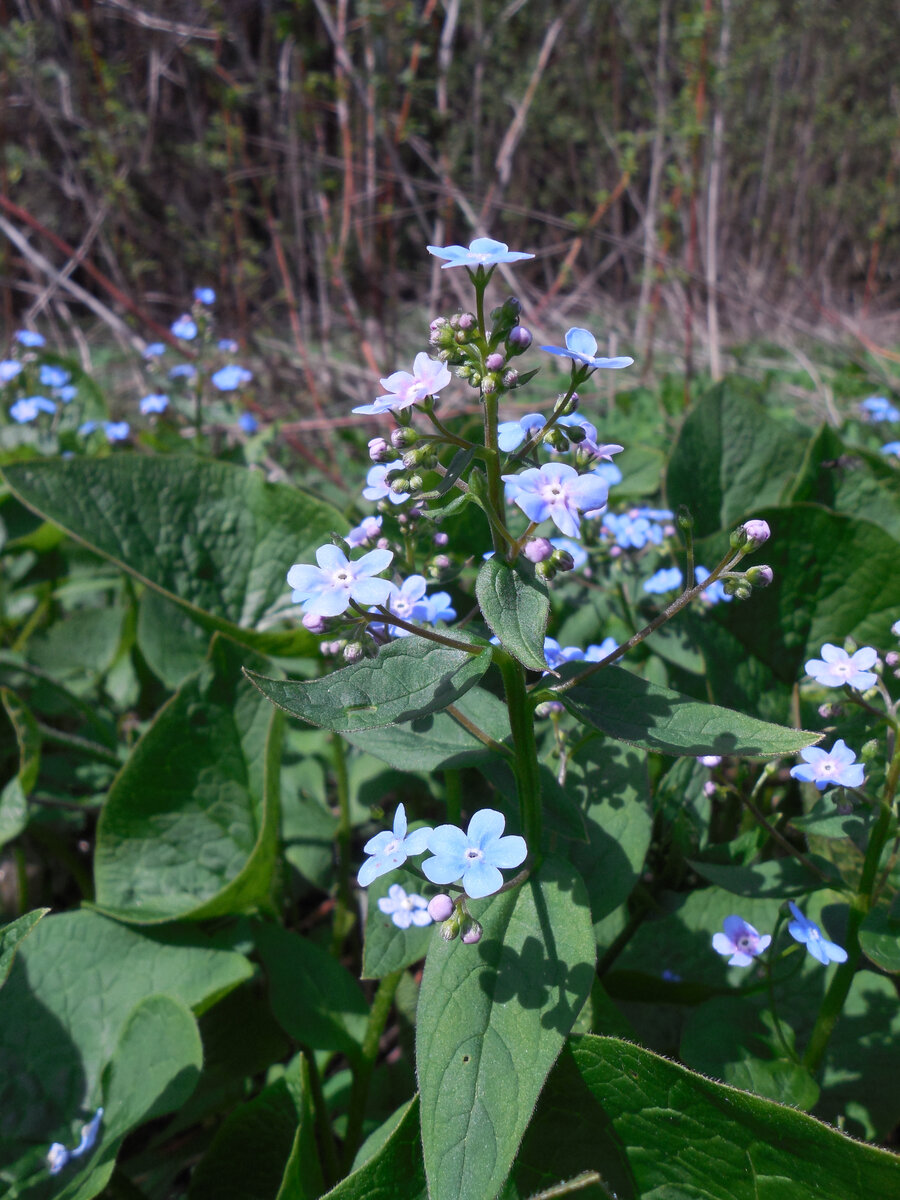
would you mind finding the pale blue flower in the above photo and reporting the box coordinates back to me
[0,359,22,383]
[218,338,239,353]
[805,644,878,690]
[169,363,197,380]
[358,803,432,887]
[346,515,383,547]
[859,395,900,423]
[556,414,624,462]
[170,314,197,340]
[10,395,55,423]
[550,536,588,569]
[238,412,258,434]
[39,364,70,388]
[585,636,618,661]
[712,916,771,967]
[541,327,634,371]
[790,738,865,791]
[501,462,608,538]
[353,353,451,416]
[47,1144,70,1174]
[423,808,527,899]
[211,364,253,391]
[287,544,394,618]
[47,1107,103,1174]
[14,329,44,348]
[193,287,216,305]
[381,575,429,636]
[419,591,456,624]
[104,421,130,442]
[589,461,623,489]
[140,393,169,415]
[604,511,665,549]
[787,902,848,965]
[378,883,433,929]
[78,420,98,435]
[643,566,683,594]
[498,411,546,453]
[363,463,409,504]
[426,237,534,270]
[543,637,585,669]
[58,385,77,403]
[143,342,165,358]
[695,565,732,604]
[882,441,900,457]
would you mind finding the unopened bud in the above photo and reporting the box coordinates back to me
[502,369,519,388]
[732,582,753,600]
[677,506,693,532]
[390,476,411,494]
[457,312,476,331]
[432,553,450,570]
[406,474,424,493]
[703,780,717,798]
[485,352,505,371]
[461,919,483,945]
[535,700,565,717]
[482,374,499,394]
[433,531,449,547]
[302,612,327,635]
[403,448,427,469]
[507,325,532,351]
[535,560,556,581]
[428,894,455,923]
[565,423,586,443]
[369,437,393,463]
[544,428,569,452]
[391,426,418,449]
[886,651,899,667]
[732,519,771,550]
[524,537,554,563]
[745,564,774,587]
[550,548,575,573]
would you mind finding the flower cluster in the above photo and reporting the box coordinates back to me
[711,904,848,968]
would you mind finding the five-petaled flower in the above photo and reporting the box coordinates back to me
[426,237,534,270]
[357,804,432,887]
[541,327,634,372]
[787,902,848,965]
[502,462,608,538]
[712,916,772,967]
[805,644,878,690]
[353,353,451,416]
[170,314,197,340]
[422,808,527,899]
[10,395,55,423]
[211,365,253,391]
[378,883,433,929]
[287,545,394,617]
[644,566,683,595]
[789,739,865,791]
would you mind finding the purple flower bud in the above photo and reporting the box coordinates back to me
[485,352,505,371]
[734,519,771,550]
[433,531,449,547]
[433,554,450,570]
[503,369,519,388]
[746,564,774,587]
[391,427,418,449]
[369,437,390,462]
[344,641,365,663]
[457,312,476,331]
[461,920,483,945]
[524,537,554,563]
[508,325,532,350]
[886,651,899,667]
[535,700,565,717]
[427,894,455,922]
[302,612,327,634]
[703,780,717,798]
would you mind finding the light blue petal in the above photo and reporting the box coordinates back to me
[462,862,503,899]
[410,908,433,926]
[466,808,506,847]
[486,834,527,869]
[565,328,598,358]
[358,853,394,887]
[823,940,848,963]
[807,938,830,965]
[540,344,578,359]
[403,826,433,856]
[363,828,395,856]
[351,578,394,606]
[422,854,465,885]
[516,492,552,525]
[428,823,469,858]
[316,544,348,571]
[392,803,408,839]
[498,422,526,452]
[356,547,394,576]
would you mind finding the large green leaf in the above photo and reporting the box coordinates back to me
[555,663,819,757]
[319,1098,426,1200]
[94,637,282,923]
[475,558,549,671]
[569,1035,900,1198]
[416,857,595,1200]
[0,689,40,848]
[0,910,251,1171]
[665,382,808,537]
[247,635,492,733]
[0,908,49,988]
[1,457,345,655]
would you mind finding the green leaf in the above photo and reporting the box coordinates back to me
[570,1035,900,1199]
[0,908,49,987]
[475,559,549,671]
[255,923,369,1059]
[556,663,819,757]
[319,1096,426,1200]
[137,588,213,688]
[344,687,511,772]
[94,637,282,923]
[417,857,596,1200]
[0,688,40,848]
[665,382,808,537]
[688,854,841,897]
[247,635,492,733]
[1,457,345,655]
[859,903,900,973]
[362,868,435,979]
[0,909,251,1172]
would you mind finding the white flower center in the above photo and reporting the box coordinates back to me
[464,847,484,864]
[384,838,400,855]
[737,936,753,951]
[400,895,414,911]
[333,569,353,587]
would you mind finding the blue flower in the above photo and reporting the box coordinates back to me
[0,359,22,383]
[381,574,429,636]
[805,644,878,690]
[238,412,258,434]
[501,462,608,538]
[541,327,634,371]
[585,636,618,661]
[194,287,216,305]
[58,385,77,403]
[789,738,865,791]
[695,565,732,604]
[353,353,451,416]
[104,421,130,442]
[543,637,584,669]
[169,363,197,380]
[287,544,394,618]
[211,364,253,391]
[14,329,44,348]
[39,364,71,388]
[498,411,546,453]
[78,420,98,435]
[346,515,383,548]
[357,803,432,887]
[426,237,534,270]
[712,916,771,966]
[643,566,683,594]
[143,342,166,358]
[590,461,623,489]
[140,393,169,415]
[882,441,900,457]
[378,883,433,929]
[10,395,55,423]
[363,463,409,504]
[47,1107,103,1174]
[218,338,239,353]
[603,511,665,549]
[423,808,527,899]
[787,902,848,965]
[556,414,624,463]
[418,590,456,624]
[170,315,197,340]
[859,395,900,423]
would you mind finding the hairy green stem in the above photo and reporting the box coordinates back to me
[330,733,353,958]
[496,651,543,856]
[341,970,402,1172]
[301,1046,341,1187]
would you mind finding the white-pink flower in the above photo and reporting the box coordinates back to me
[353,353,451,416]
[805,644,878,690]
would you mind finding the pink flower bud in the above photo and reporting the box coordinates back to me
[302,612,327,635]
[524,537,554,563]
[427,894,455,922]
[742,519,771,547]
[485,352,505,371]
[461,920,483,945]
